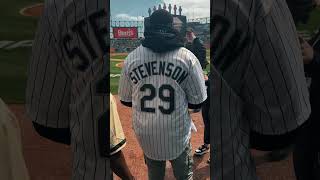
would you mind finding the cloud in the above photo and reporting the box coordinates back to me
[112,1,210,21]
[113,14,144,21]
[160,0,210,18]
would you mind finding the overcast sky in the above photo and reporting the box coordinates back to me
[110,0,210,21]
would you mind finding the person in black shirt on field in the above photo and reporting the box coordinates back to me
[185,27,211,163]
[284,0,320,179]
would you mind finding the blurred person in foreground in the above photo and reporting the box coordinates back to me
[285,0,320,179]
[25,0,110,179]
[0,98,29,180]
[110,93,135,180]
[211,0,311,179]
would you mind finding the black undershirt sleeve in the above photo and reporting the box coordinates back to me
[120,100,132,107]
[188,102,203,109]
[32,122,71,145]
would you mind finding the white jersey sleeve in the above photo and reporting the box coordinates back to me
[110,94,126,156]
[118,57,133,103]
[181,52,207,105]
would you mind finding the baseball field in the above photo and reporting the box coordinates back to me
[1,0,320,179]
[0,0,41,103]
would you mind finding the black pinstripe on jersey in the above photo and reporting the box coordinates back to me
[25,0,109,180]
[119,46,207,161]
[210,0,311,179]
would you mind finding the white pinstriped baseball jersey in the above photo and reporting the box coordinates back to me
[25,0,109,180]
[210,0,311,179]
[118,46,207,161]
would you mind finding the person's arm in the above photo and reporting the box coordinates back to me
[110,151,134,180]
[311,51,320,66]
[110,94,134,179]
[181,50,207,108]
[310,51,320,74]
[245,0,311,146]
[25,5,71,141]
[118,58,133,107]
[193,38,208,69]
[304,51,320,77]
[109,141,134,180]
[302,37,320,77]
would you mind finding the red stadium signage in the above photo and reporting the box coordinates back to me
[113,27,138,39]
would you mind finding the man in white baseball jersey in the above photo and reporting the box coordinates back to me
[210,0,311,179]
[0,98,29,180]
[25,0,109,180]
[118,9,207,180]
[110,93,135,180]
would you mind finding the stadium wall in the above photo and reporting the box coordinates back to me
[110,17,210,53]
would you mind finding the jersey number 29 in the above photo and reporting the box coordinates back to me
[140,84,175,114]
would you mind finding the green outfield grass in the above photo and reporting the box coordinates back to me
[110,61,122,94]
[0,0,39,103]
[111,54,128,59]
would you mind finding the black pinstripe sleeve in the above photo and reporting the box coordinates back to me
[25,3,71,129]
[210,0,311,180]
[243,0,311,135]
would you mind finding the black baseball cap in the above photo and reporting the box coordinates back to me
[149,9,174,31]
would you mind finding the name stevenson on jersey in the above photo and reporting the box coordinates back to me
[129,60,189,85]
